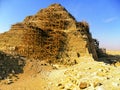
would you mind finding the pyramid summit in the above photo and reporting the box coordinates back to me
[0,3,99,64]
[23,3,76,31]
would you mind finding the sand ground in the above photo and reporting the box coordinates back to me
[1,50,120,90]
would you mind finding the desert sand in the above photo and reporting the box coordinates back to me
[0,51,120,90]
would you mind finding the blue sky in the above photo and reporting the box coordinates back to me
[0,0,120,50]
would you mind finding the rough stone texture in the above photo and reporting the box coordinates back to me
[0,51,25,80]
[79,82,88,89]
[0,3,98,64]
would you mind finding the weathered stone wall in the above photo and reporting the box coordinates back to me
[0,3,98,64]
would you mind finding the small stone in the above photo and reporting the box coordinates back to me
[6,79,13,84]
[106,77,110,80]
[115,62,120,66]
[57,83,62,86]
[88,67,91,70]
[79,82,88,89]
[67,89,71,90]
[93,82,102,87]
[60,86,65,89]
[71,79,77,84]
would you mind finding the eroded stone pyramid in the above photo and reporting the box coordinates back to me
[0,3,98,64]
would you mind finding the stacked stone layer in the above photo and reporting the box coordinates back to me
[0,3,98,64]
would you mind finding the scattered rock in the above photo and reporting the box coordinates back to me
[79,82,88,89]
[57,83,62,86]
[4,78,13,85]
[93,82,102,88]
[71,79,77,84]
[115,62,120,67]
[60,86,65,89]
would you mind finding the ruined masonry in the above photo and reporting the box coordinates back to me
[0,3,98,64]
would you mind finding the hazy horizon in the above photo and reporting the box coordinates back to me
[0,0,120,50]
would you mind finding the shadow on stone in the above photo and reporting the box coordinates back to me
[98,51,120,65]
[0,51,25,80]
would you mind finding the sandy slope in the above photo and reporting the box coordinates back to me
[1,51,120,90]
